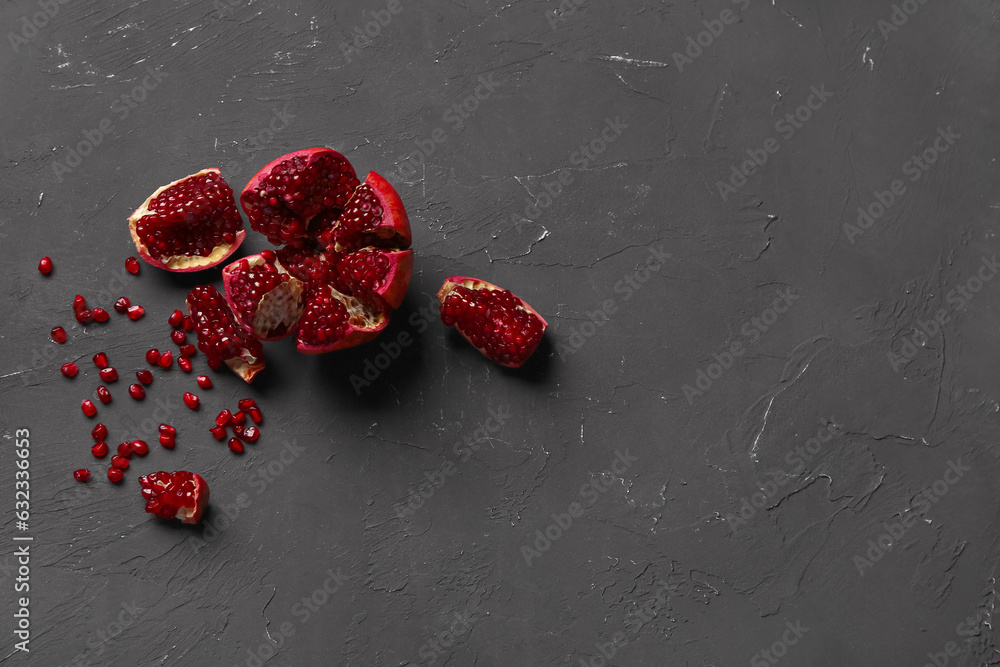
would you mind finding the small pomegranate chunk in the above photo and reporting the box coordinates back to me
[183,392,200,409]
[296,283,387,354]
[73,469,90,482]
[196,375,213,389]
[146,348,160,364]
[51,326,67,343]
[107,467,124,483]
[93,308,110,322]
[38,257,53,274]
[128,384,145,400]
[240,425,260,443]
[91,442,109,458]
[98,367,118,382]
[60,362,79,377]
[139,471,210,524]
[93,353,108,368]
[111,455,130,470]
[116,442,133,458]
[130,440,149,456]
[437,277,548,368]
[177,356,192,373]
[136,369,153,385]
[159,434,176,449]
[223,252,304,341]
[114,297,131,313]
[81,399,97,417]
[125,256,140,274]
[168,309,184,327]
[96,385,112,403]
[248,407,263,425]
[186,285,264,382]
[127,305,145,320]
[158,350,173,368]
[91,423,108,442]
[227,438,244,454]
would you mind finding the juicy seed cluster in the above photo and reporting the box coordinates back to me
[297,287,349,346]
[276,246,335,284]
[187,285,262,370]
[139,471,200,520]
[320,184,382,250]
[228,256,291,323]
[136,171,241,260]
[441,286,545,366]
[335,249,389,293]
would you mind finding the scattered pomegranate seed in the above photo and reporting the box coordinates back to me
[233,425,245,437]
[81,399,97,417]
[116,442,133,458]
[215,409,232,427]
[168,310,184,327]
[238,398,257,411]
[183,392,200,409]
[177,356,192,372]
[91,423,108,442]
[227,438,244,454]
[210,425,227,440]
[73,295,86,312]
[38,257,53,274]
[114,296,130,313]
[159,424,176,436]
[158,434,176,448]
[136,369,153,385]
[99,367,118,382]
[180,343,197,357]
[91,442,109,458]
[111,455,130,470]
[130,440,149,456]
[196,375,213,389]
[127,305,145,320]
[51,326,67,343]
[73,469,90,482]
[96,385,112,403]
[146,348,160,364]
[158,350,173,368]
[125,256,140,274]
[248,407,263,424]
[231,411,246,427]
[241,426,260,443]
[75,309,94,324]
[171,330,187,345]
[60,362,79,377]
[182,316,194,331]
[93,308,110,322]
[128,384,145,400]
[93,352,109,369]
[107,467,124,483]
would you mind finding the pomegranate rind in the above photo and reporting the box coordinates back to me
[179,473,210,524]
[222,254,305,342]
[295,285,389,355]
[437,276,548,368]
[128,168,246,272]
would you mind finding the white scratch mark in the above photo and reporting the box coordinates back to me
[750,396,776,462]
[599,55,670,68]
[862,46,874,70]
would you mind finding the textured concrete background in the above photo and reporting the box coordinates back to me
[2,0,999,665]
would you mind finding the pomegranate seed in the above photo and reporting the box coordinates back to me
[231,411,246,427]
[51,326,67,343]
[81,399,97,417]
[136,369,153,385]
[96,385,112,403]
[127,305,145,320]
[116,442,133,458]
[114,296,130,313]
[125,256,140,274]
[130,440,149,456]
[238,398,257,411]
[75,309,94,324]
[92,352,109,369]
[99,367,118,382]
[178,356,192,373]
[128,384,145,400]
[158,434,176,448]
[210,425,227,440]
[159,423,176,436]
[93,308,110,322]
[73,295,86,313]
[171,330,186,345]
[91,423,108,442]
[111,455,130,470]
[107,467,124,483]
[180,344,197,357]
[233,425,245,437]
[38,257,53,274]
[60,362,78,377]
[248,407,263,424]
[91,442,109,458]
[182,316,194,331]
[215,409,232,427]
[158,350,173,368]
[168,310,184,327]
[183,392,200,409]
[228,437,244,454]
[146,348,160,364]
[73,469,90,482]
[196,375,213,389]
[241,425,260,442]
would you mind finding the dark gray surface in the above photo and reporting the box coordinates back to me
[2,0,999,665]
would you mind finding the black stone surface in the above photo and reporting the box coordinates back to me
[2,0,999,665]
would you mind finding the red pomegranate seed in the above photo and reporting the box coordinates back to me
[125,256,140,274]
[107,467,124,483]
[158,350,173,368]
[130,440,149,456]
[237,398,257,411]
[233,425,245,438]
[215,409,232,427]
[127,305,145,320]
[81,399,97,417]
[96,385,112,403]
[111,455,129,470]
[168,309,184,327]
[73,295,86,313]
[210,425,227,440]
[228,437,244,454]
[231,411,246,427]
[180,344,197,357]
[75,309,94,324]
[248,407,263,424]
[116,442,133,458]
[136,369,153,385]
[146,348,160,364]
[114,296,130,313]
[241,425,260,443]
[99,367,118,382]
[91,442,109,458]
[61,362,79,377]
[91,423,108,442]
[183,392,200,409]
[51,326,67,343]
[73,469,90,482]
[177,356,192,372]
[171,330,187,345]
[93,352,109,369]
[158,434,176,448]
[93,308,110,322]
[159,423,176,436]
[182,316,194,331]
[128,384,145,400]
[38,257,53,274]
[196,375,213,389]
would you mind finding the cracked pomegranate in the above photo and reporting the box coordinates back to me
[139,471,209,524]
[186,285,264,382]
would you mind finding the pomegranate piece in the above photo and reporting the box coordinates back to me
[114,297,131,313]
[186,285,265,382]
[177,356,192,373]
[91,442,109,458]
[158,350,173,368]
[96,385,112,403]
[73,469,90,482]
[437,277,548,368]
[136,369,153,385]
[130,440,149,456]
[38,257,53,274]
[51,326,67,343]
[318,173,412,252]
[196,375,213,389]
[210,425,227,440]
[127,305,145,320]
[171,330,187,344]
[159,434,176,448]
[116,442,133,458]
[138,471,209,524]
[111,455,130,470]
[93,307,110,322]
[128,168,246,272]
[146,348,160,364]
[91,423,108,442]
[60,362,78,377]
[227,438,244,454]
[81,399,97,417]
[168,309,183,327]
[125,256,140,274]
[128,384,146,400]
[183,392,200,409]
[99,367,118,382]
[107,467,124,483]
[222,252,305,341]
[296,283,388,354]
[333,248,413,310]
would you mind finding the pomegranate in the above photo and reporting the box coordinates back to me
[146,348,160,364]
[222,252,304,341]
[127,305,145,320]
[116,443,133,458]
[96,386,112,403]
[125,256,140,274]
[91,442,109,458]
[93,308,110,322]
[73,469,90,482]
[128,384,145,400]
[227,438,244,454]
[51,326,67,343]
[196,375,213,389]
[111,455,129,470]
[210,425,227,440]
[437,277,548,368]
[139,471,209,524]
[81,399,97,417]
[128,168,245,272]
[168,310,184,327]
[183,392,200,409]
[99,367,118,382]
[61,362,78,377]
[177,356,192,372]
[91,423,108,442]
[38,257,53,274]
[114,297,130,313]
[107,467,124,483]
[186,285,264,382]
[136,369,153,385]
[130,440,149,456]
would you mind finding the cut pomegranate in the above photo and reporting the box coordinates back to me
[177,356,192,372]
[130,440,149,456]
[125,256,140,274]
[81,399,97,417]
[128,168,245,272]
[139,471,209,524]
[114,297,130,313]
[96,385,112,403]
[183,392,200,409]
[127,305,145,320]
[158,350,173,368]
[128,384,145,400]
[136,369,153,385]
[60,362,78,377]
[437,276,548,368]
[51,326,67,343]
[99,367,118,382]
[168,309,183,327]
[116,442,133,458]
[196,375,213,389]
[73,469,90,482]
[186,285,264,382]
[107,467,124,483]
[111,455,130,470]
[222,252,304,341]
[38,257,53,274]
[91,423,108,442]
[93,308,110,322]
[227,438,244,454]
[91,442,109,458]
[210,425,227,440]
[93,352,109,368]
[332,248,413,310]
[146,348,160,364]
[296,283,388,354]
